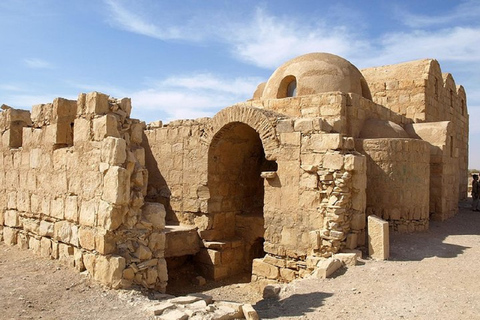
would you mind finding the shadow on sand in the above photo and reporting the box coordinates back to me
[389,200,478,261]
[253,292,333,319]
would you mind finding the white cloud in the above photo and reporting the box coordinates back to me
[104,0,200,41]
[130,73,262,122]
[358,27,480,68]
[225,8,367,69]
[398,0,480,28]
[24,58,52,69]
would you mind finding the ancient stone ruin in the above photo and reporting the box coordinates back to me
[0,53,468,291]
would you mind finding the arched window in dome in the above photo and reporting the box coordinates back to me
[287,79,297,97]
[277,75,297,98]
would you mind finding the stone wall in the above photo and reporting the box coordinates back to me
[144,102,367,283]
[0,93,168,291]
[362,60,468,202]
[356,138,430,232]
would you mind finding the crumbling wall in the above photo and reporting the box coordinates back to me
[356,138,430,232]
[0,93,167,291]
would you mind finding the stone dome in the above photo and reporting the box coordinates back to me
[260,52,372,100]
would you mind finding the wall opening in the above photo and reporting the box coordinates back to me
[206,122,268,276]
[277,75,297,98]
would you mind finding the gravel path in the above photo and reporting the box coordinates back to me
[1,200,479,319]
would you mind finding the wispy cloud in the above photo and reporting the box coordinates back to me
[104,0,200,41]
[24,58,52,69]
[357,26,480,68]
[130,73,262,122]
[397,0,480,28]
[225,8,368,69]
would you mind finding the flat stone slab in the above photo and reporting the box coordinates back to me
[164,225,201,258]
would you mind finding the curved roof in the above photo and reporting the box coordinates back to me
[260,52,372,100]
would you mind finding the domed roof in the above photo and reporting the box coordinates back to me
[260,52,372,100]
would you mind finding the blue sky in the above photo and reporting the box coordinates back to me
[0,0,479,168]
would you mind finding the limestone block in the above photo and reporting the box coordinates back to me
[3,227,17,246]
[97,200,123,230]
[131,122,144,144]
[344,153,366,172]
[58,243,75,266]
[17,191,30,212]
[333,253,357,266]
[28,236,40,253]
[103,166,130,205]
[314,258,342,278]
[86,92,110,115]
[263,255,286,268]
[39,220,54,237]
[252,259,279,279]
[368,215,389,260]
[242,304,259,320]
[119,97,132,116]
[142,202,166,229]
[294,119,314,133]
[4,210,21,228]
[136,245,153,260]
[7,192,16,209]
[0,210,3,226]
[345,233,358,249]
[17,232,29,250]
[95,230,116,255]
[323,153,344,170]
[45,122,73,146]
[40,237,52,258]
[93,255,126,289]
[101,137,127,166]
[65,196,78,223]
[276,119,293,133]
[30,148,42,169]
[73,118,91,143]
[50,197,65,220]
[195,248,221,265]
[280,268,296,281]
[93,114,120,141]
[280,132,301,146]
[78,227,96,250]
[79,199,97,227]
[148,232,166,252]
[53,221,77,245]
[157,258,168,282]
[21,218,39,235]
[309,134,342,152]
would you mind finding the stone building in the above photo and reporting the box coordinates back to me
[0,53,469,290]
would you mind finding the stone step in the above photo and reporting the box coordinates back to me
[164,225,201,258]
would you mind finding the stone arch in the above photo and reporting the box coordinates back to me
[205,105,280,160]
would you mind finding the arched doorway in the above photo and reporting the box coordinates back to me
[207,122,276,275]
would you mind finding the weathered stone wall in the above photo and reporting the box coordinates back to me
[144,102,367,283]
[362,60,468,202]
[406,122,459,220]
[356,138,430,232]
[0,93,167,291]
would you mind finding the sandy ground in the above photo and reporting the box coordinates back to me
[1,200,480,319]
